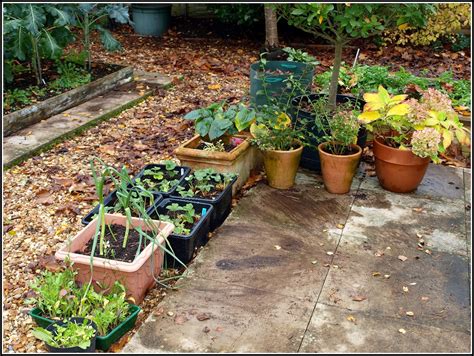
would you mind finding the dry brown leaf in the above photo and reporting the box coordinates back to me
[35,189,54,205]
[398,255,408,262]
[196,313,210,321]
[351,295,367,302]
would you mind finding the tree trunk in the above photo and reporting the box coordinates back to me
[264,4,279,50]
[328,40,343,111]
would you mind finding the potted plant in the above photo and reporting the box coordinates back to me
[27,269,141,351]
[291,93,367,172]
[171,168,237,230]
[55,158,183,304]
[32,317,98,353]
[148,198,214,267]
[313,101,363,194]
[175,102,261,195]
[358,86,470,193]
[249,103,308,189]
[250,47,317,109]
[131,3,172,37]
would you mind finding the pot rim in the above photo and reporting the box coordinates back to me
[317,142,362,158]
[262,144,304,154]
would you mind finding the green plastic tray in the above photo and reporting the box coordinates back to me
[29,304,141,351]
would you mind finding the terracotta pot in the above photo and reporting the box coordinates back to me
[262,145,303,189]
[318,143,362,194]
[373,136,430,193]
[55,214,174,304]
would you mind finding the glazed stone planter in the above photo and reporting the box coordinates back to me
[262,145,303,189]
[373,136,430,193]
[174,134,262,196]
[55,214,174,304]
[318,143,362,194]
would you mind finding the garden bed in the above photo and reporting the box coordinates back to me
[3,63,133,137]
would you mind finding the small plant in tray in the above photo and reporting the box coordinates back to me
[134,160,183,193]
[159,203,201,236]
[176,168,237,199]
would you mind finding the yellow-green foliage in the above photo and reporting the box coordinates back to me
[383,4,471,46]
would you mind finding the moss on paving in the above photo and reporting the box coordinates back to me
[3,91,153,170]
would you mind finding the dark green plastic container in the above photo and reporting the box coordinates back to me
[29,304,141,351]
[249,61,314,109]
[131,4,172,37]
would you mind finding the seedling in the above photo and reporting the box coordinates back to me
[159,203,200,236]
[135,161,181,193]
[32,319,96,350]
[176,168,236,199]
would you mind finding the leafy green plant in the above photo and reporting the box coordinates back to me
[210,4,264,26]
[49,61,91,90]
[3,3,74,85]
[308,98,361,155]
[278,3,435,109]
[282,47,319,66]
[32,319,96,350]
[134,161,181,193]
[4,89,32,111]
[176,169,236,199]
[159,203,200,236]
[65,4,130,72]
[184,102,256,142]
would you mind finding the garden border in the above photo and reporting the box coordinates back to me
[4,65,134,137]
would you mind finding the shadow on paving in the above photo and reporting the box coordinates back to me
[122,165,471,353]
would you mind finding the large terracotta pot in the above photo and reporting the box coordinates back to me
[262,145,303,189]
[55,214,174,304]
[318,143,362,194]
[373,136,430,193]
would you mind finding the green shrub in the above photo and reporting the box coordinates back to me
[210,4,263,26]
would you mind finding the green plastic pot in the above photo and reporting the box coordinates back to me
[249,61,314,109]
[29,304,141,351]
[131,4,172,37]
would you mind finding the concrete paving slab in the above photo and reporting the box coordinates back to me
[122,277,313,353]
[341,189,467,257]
[360,164,465,201]
[318,246,470,332]
[3,83,152,168]
[299,303,471,353]
[191,220,334,302]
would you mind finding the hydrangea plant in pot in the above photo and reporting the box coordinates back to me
[358,86,470,193]
[314,101,362,194]
[175,101,261,195]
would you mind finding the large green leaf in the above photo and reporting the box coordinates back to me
[105,4,130,24]
[195,117,213,137]
[235,108,255,131]
[24,4,45,36]
[3,19,22,34]
[40,29,62,58]
[12,26,28,60]
[96,26,121,52]
[209,119,233,141]
[184,109,202,120]
[46,6,73,26]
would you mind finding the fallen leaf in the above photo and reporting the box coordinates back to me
[274,245,281,250]
[208,83,221,90]
[403,286,409,292]
[347,315,356,323]
[416,233,423,238]
[424,249,432,255]
[398,255,408,262]
[412,207,424,213]
[384,274,391,279]
[196,313,210,321]
[421,296,430,301]
[375,250,384,257]
[203,326,210,333]
[399,328,407,334]
[326,251,334,256]
[311,260,318,264]
[406,311,414,316]
[336,223,345,229]
[167,311,174,316]
[352,295,367,302]
[372,272,381,277]
[174,314,188,325]
[35,189,54,205]
[409,282,417,286]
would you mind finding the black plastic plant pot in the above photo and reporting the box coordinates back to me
[147,198,214,267]
[171,175,237,231]
[44,317,97,353]
[291,93,367,172]
[249,61,315,109]
[81,190,163,226]
[132,163,191,197]
[29,304,141,351]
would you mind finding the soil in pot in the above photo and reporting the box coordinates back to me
[318,143,362,194]
[82,224,150,263]
[195,141,237,152]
